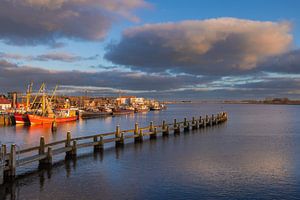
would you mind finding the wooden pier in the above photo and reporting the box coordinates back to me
[0,112,228,185]
[0,114,13,126]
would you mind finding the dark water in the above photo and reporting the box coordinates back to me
[1,103,300,200]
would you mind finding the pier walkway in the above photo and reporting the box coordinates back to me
[0,112,228,185]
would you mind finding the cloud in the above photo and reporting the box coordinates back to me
[259,49,300,74]
[35,52,99,62]
[0,52,99,62]
[0,0,149,45]
[1,59,299,99]
[105,18,292,76]
[0,59,209,94]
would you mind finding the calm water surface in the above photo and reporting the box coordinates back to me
[1,103,300,200]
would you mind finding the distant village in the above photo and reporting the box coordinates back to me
[223,97,300,105]
[0,88,166,126]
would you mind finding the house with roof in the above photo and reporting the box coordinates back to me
[0,97,11,110]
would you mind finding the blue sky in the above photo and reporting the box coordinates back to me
[0,0,299,99]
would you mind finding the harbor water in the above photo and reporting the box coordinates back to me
[0,103,300,199]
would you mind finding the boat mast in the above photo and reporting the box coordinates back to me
[42,85,46,116]
[31,82,45,110]
[26,81,33,112]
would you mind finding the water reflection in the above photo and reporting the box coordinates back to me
[0,104,300,199]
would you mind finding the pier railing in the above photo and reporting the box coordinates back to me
[0,112,228,184]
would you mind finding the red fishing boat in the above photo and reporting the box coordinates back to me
[26,83,78,125]
[27,114,77,125]
[14,113,30,124]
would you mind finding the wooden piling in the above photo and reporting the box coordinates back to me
[134,123,139,135]
[173,119,177,129]
[135,130,143,143]
[115,125,123,147]
[149,121,154,132]
[0,145,4,184]
[65,131,72,157]
[51,119,57,132]
[150,127,157,139]
[184,118,189,132]
[205,115,209,127]
[162,124,169,136]
[9,144,16,178]
[195,117,199,129]
[39,137,45,155]
[94,135,103,151]
[2,144,7,158]
[162,120,166,130]
[215,114,219,125]
[174,119,180,134]
[71,140,77,156]
[46,147,53,164]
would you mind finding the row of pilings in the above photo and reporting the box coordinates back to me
[0,112,228,185]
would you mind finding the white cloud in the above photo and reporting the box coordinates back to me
[0,0,149,45]
[106,18,293,75]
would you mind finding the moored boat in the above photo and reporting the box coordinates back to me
[112,108,134,115]
[14,113,30,124]
[79,110,112,119]
[134,105,150,113]
[28,114,77,125]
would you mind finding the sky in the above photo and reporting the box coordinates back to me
[0,0,300,100]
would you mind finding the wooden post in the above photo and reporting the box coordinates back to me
[119,133,125,146]
[174,119,180,134]
[115,125,120,138]
[98,136,104,150]
[46,147,53,164]
[115,125,123,147]
[134,123,139,135]
[192,117,197,130]
[0,145,4,184]
[3,115,6,126]
[65,131,72,157]
[2,144,7,159]
[184,118,189,132]
[51,118,57,132]
[195,117,199,130]
[93,136,100,151]
[71,140,77,157]
[139,130,143,142]
[163,125,169,136]
[9,144,16,178]
[39,137,45,155]
[199,116,202,128]
[150,127,157,139]
[66,131,71,147]
[162,120,166,130]
[211,114,214,126]
[149,121,154,132]
[205,115,209,127]
[135,129,143,143]
[173,119,177,129]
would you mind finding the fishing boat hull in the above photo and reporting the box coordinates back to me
[150,107,162,111]
[14,113,30,124]
[134,108,150,113]
[112,109,134,115]
[28,114,77,125]
[79,111,112,119]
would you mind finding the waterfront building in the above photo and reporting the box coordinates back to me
[0,97,11,110]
